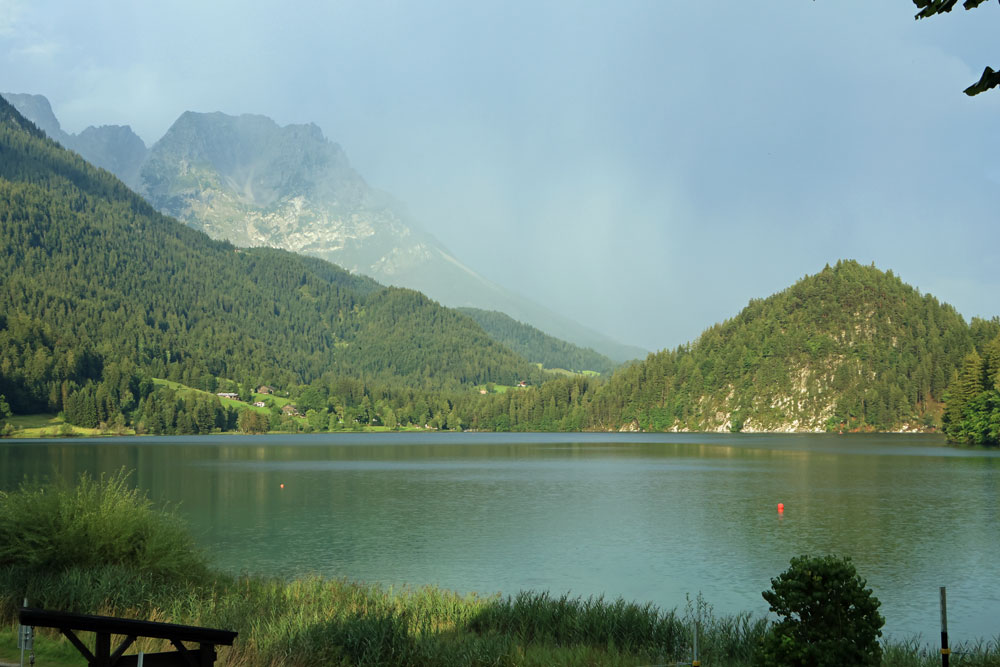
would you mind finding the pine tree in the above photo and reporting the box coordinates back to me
[944,350,985,441]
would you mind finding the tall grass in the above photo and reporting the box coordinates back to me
[0,469,208,581]
[466,591,686,659]
[3,472,1000,666]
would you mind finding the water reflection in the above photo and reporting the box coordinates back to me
[1,432,997,642]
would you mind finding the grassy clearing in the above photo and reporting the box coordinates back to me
[3,413,111,438]
[256,392,292,408]
[0,623,84,666]
[152,378,273,415]
[533,363,602,378]
[2,472,1000,666]
[474,384,509,394]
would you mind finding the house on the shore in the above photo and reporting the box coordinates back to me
[257,385,274,395]
[217,392,239,399]
[282,404,301,417]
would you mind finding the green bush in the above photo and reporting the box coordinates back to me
[0,469,208,583]
[756,554,884,667]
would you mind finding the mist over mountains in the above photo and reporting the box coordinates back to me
[3,93,148,188]
[4,93,646,363]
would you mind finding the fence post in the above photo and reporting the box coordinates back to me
[692,612,700,667]
[940,586,950,667]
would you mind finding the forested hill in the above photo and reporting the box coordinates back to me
[0,95,545,416]
[587,261,975,432]
[457,308,618,375]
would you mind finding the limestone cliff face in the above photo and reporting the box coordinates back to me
[137,112,525,307]
[134,111,646,361]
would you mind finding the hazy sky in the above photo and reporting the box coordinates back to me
[2,1,998,351]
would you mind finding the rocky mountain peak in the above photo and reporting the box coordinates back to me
[2,93,647,362]
[2,92,71,145]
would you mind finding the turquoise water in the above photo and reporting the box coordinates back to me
[2,432,997,642]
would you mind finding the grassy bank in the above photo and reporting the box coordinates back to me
[2,472,999,666]
[0,575,760,667]
[2,413,115,438]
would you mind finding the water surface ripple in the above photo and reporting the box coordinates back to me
[2,432,997,642]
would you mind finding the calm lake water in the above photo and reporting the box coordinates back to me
[1,432,998,642]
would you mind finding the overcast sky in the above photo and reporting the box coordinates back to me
[2,0,998,351]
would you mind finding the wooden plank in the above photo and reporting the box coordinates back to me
[96,632,111,663]
[60,628,95,663]
[19,608,237,645]
[110,635,138,664]
[168,639,197,667]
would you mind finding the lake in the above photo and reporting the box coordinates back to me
[1,432,998,642]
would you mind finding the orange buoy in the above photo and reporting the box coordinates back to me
[777,502,784,513]
[280,483,285,489]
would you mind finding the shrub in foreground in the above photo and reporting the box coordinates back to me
[0,469,208,583]
[757,554,884,667]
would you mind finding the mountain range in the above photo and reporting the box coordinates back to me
[3,93,647,363]
[0,94,547,420]
[3,92,996,439]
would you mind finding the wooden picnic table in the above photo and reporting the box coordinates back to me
[18,608,237,667]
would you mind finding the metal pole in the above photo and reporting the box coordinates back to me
[940,586,950,667]
[18,598,27,667]
[692,612,700,667]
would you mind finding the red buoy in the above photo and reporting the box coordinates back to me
[280,483,285,489]
[777,502,784,513]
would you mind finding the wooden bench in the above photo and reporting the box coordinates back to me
[18,608,237,667]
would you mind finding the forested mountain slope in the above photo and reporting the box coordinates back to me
[4,94,647,363]
[458,307,618,375]
[0,95,544,419]
[587,261,975,432]
[2,92,148,188]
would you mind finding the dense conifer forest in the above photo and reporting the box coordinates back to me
[943,323,1000,446]
[457,307,618,375]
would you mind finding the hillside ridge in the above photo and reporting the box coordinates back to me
[3,93,646,362]
[0,94,545,427]
[587,260,975,433]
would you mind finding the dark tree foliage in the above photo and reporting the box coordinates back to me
[943,327,1000,445]
[587,261,972,433]
[756,555,884,667]
[911,0,1000,95]
[0,395,11,425]
[271,372,600,433]
[0,94,545,430]
[458,308,618,375]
